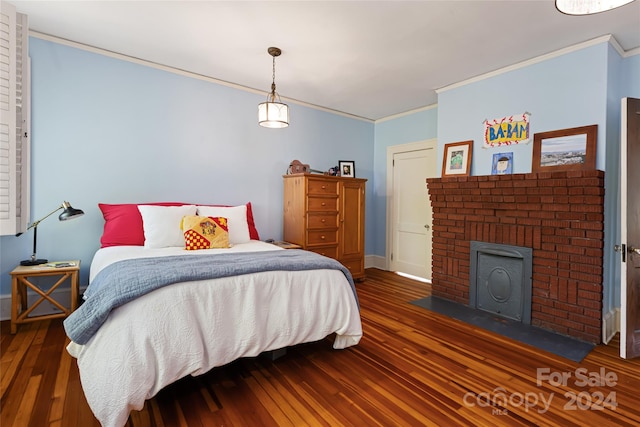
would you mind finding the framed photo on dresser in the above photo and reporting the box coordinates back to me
[339,160,355,178]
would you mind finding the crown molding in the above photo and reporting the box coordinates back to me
[436,35,624,94]
[376,104,437,123]
[29,31,374,124]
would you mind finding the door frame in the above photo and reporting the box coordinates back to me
[620,98,628,357]
[620,97,640,359]
[385,139,437,271]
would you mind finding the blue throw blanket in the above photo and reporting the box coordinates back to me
[64,249,358,345]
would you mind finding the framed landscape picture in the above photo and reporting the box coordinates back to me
[532,125,597,172]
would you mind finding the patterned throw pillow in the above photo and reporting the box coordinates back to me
[181,216,230,250]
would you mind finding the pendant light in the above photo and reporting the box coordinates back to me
[258,47,289,128]
[555,0,635,14]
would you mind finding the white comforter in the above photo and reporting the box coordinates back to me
[67,241,362,427]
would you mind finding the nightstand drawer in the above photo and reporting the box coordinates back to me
[308,196,337,212]
[308,179,338,195]
[307,213,338,228]
[307,229,338,245]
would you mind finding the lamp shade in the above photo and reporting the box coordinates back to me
[59,201,84,221]
[555,0,635,14]
[258,101,290,128]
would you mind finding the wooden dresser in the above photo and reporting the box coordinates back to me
[283,174,367,280]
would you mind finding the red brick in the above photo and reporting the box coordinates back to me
[513,180,538,188]
[529,210,555,219]
[571,237,603,249]
[577,289,602,302]
[555,212,586,221]
[543,237,573,248]
[553,186,569,195]
[584,187,605,196]
[571,221,603,231]
[478,181,496,189]
[571,204,602,213]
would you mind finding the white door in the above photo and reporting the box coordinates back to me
[620,97,640,359]
[387,140,438,279]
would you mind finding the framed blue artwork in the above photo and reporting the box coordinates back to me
[491,152,513,175]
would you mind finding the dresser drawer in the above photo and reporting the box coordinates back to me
[307,229,338,245]
[307,213,338,229]
[308,179,338,195]
[308,196,337,212]
[307,245,338,259]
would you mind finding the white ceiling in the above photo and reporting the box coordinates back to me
[11,0,640,121]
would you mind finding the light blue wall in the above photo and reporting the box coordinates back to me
[0,38,374,295]
[371,108,438,257]
[437,44,610,175]
[622,52,640,93]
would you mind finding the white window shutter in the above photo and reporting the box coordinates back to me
[0,2,29,236]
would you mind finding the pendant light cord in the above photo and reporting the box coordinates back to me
[270,55,277,100]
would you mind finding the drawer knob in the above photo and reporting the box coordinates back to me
[321,235,325,240]
[321,219,326,223]
[321,202,326,206]
[321,185,326,189]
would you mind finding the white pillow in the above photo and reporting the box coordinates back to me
[196,205,250,244]
[138,205,197,248]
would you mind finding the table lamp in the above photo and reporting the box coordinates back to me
[17,201,84,266]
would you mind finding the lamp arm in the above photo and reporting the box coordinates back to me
[26,204,64,230]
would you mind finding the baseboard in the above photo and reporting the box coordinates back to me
[365,254,387,271]
[0,286,87,322]
[602,308,620,344]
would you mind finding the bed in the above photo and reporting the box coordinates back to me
[63,203,362,427]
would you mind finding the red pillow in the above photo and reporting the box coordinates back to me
[99,202,260,248]
[243,202,260,240]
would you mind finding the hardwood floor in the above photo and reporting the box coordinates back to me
[2,268,639,426]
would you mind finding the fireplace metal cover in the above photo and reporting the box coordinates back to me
[469,241,533,324]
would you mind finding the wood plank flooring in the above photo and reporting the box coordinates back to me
[2,268,639,426]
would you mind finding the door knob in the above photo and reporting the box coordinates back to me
[630,246,640,256]
[424,224,430,230]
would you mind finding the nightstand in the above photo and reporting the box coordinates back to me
[10,260,80,334]
[270,241,302,249]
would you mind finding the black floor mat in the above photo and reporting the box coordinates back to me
[411,296,594,362]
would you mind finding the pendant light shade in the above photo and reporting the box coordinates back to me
[555,0,635,14]
[258,47,289,128]
[258,100,289,128]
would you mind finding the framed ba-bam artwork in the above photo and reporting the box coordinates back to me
[441,140,473,176]
[491,152,513,175]
[532,125,597,172]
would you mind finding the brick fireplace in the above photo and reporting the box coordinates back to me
[426,170,604,343]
